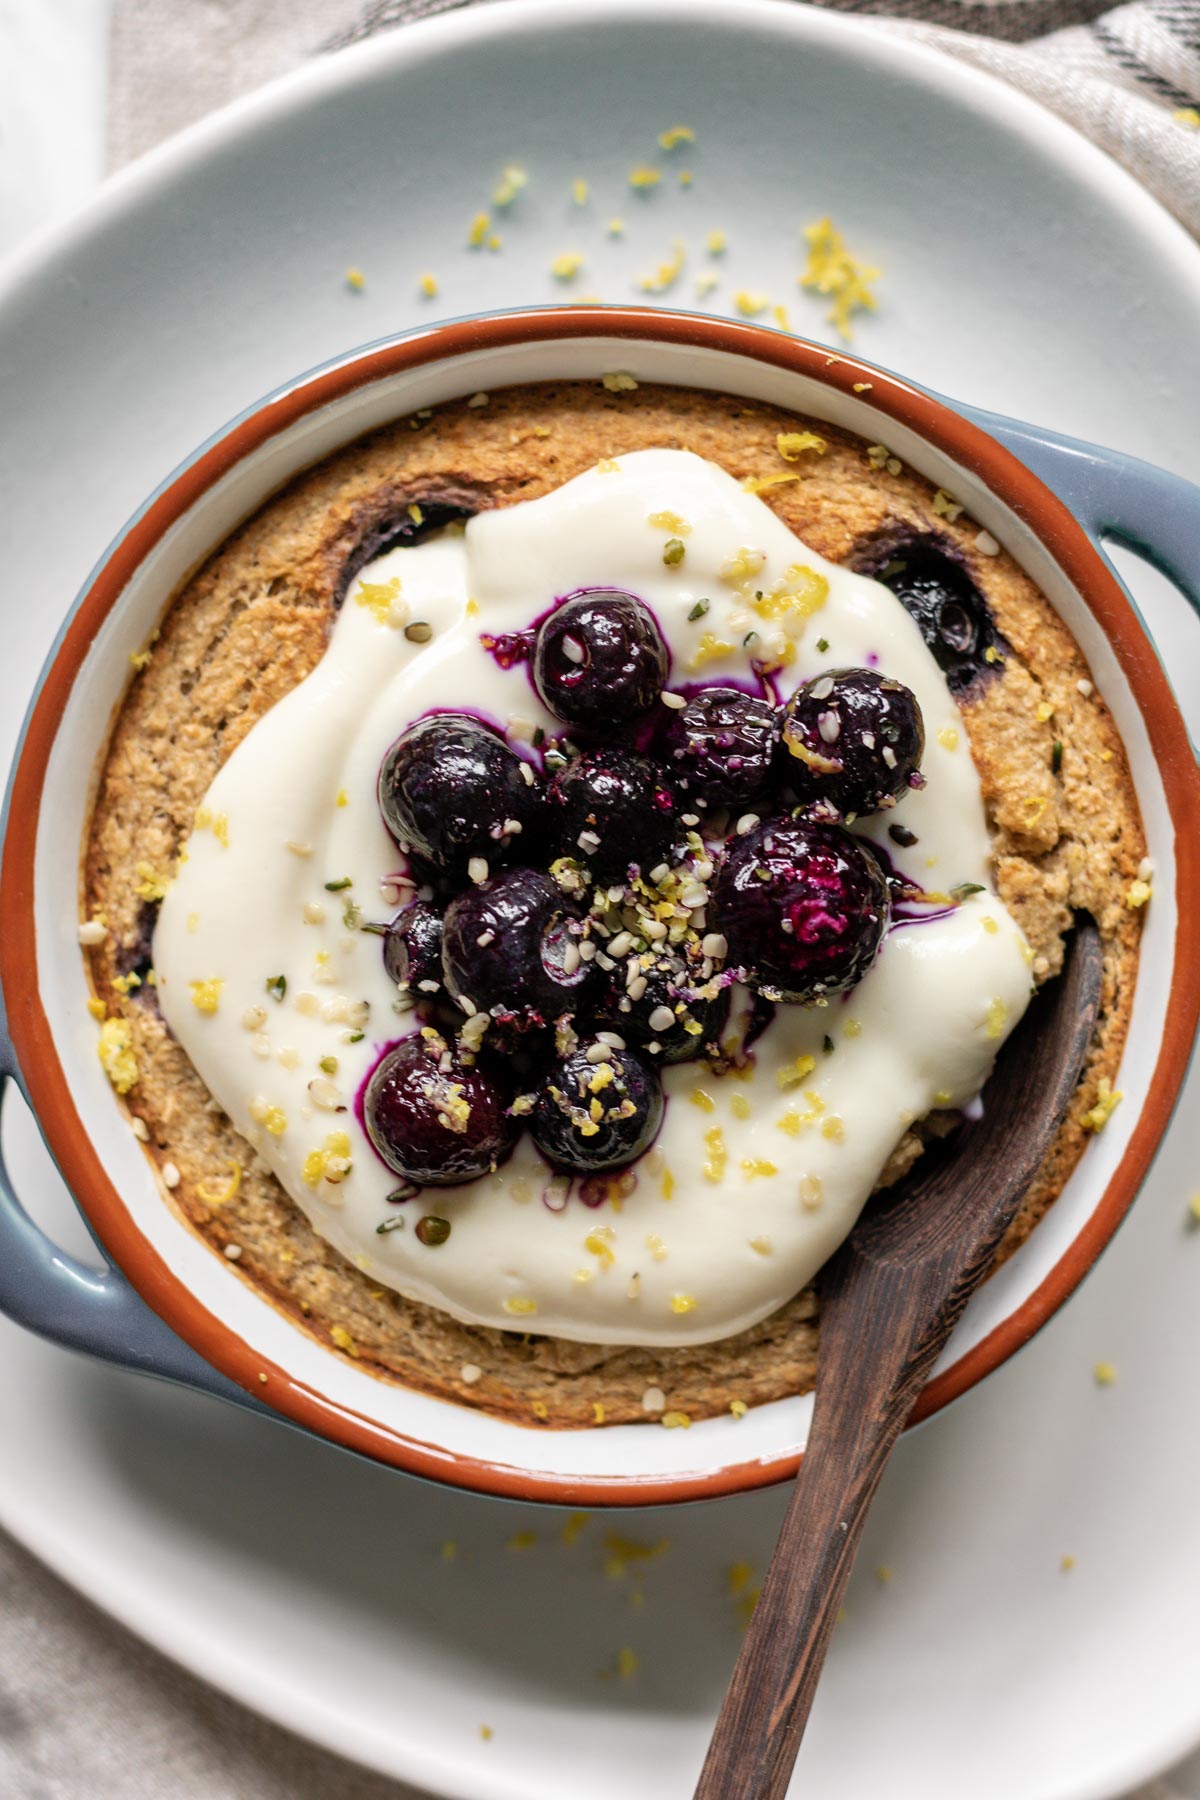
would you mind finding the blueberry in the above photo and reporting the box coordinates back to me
[711,816,890,1002]
[378,713,542,874]
[862,541,1004,693]
[598,953,728,1063]
[345,504,472,597]
[548,749,679,881]
[363,1034,518,1185]
[441,867,599,1029]
[383,901,444,994]
[779,668,924,817]
[530,1041,664,1174]
[661,687,780,809]
[534,590,668,732]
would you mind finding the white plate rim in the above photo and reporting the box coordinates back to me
[2,3,1200,1796]
[3,0,1200,319]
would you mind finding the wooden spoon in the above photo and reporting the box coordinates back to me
[695,913,1104,1800]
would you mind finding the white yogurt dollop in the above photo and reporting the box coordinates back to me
[154,450,1032,1346]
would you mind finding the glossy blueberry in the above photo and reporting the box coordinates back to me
[598,953,728,1063]
[711,816,890,1002]
[534,590,669,732]
[378,712,542,873]
[363,1034,518,1185]
[441,867,599,1029]
[530,1041,664,1174]
[864,542,1003,693]
[661,687,780,809]
[548,749,679,881]
[779,668,924,817]
[383,901,444,994]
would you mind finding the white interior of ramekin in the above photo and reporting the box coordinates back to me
[35,329,1174,1488]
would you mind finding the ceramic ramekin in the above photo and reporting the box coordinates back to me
[2,307,1198,1507]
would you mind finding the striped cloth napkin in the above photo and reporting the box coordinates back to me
[107,0,1200,234]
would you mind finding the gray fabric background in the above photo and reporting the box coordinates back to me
[2,1,1198,1794]
[105,0,1200,234]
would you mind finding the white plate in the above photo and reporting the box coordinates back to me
[2,2,1200,1795]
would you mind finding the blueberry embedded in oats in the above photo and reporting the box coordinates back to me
[661,686,780,808]
[360,501,472,562]
[779,668,924,816]
[530,1040,664,1174]
[548,748,680,881]
[383,901,445,994]
[363,1033,518,1185]
[378,712,543,873]
[860,540,1004,692]
[711,816,890,1003]
[441,867,600,1029]
[534,589,669,731]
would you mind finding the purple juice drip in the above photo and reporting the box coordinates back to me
[745,991,778,1049]
[857,834,957,932]
[479,628,535,670]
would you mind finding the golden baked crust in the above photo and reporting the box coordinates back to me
[82,381,1145,1427]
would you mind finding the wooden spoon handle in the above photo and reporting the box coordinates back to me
[693,1270,951,1800]
[695,919,1104,1800]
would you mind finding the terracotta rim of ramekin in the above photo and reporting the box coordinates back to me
[3,307,1197,1506]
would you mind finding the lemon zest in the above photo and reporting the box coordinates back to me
[1081,1078,1122,1134]
[639,238,685,293]
[777,1053,817,1091]
[799,215,880,341]
[984,998,1008,1040]
[685,631,735,673]
[196,1162,242,1206]
[776,431,827,461]
[356,574,405,624]
[741,473,803,495]
[703,1126,727,1182]
[492,164,528,206]
[97,1018,138,1094]
[133,861,169,901]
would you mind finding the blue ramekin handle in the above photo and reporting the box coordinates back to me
[959,404,1200,618]
[0,1003,256,1406]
